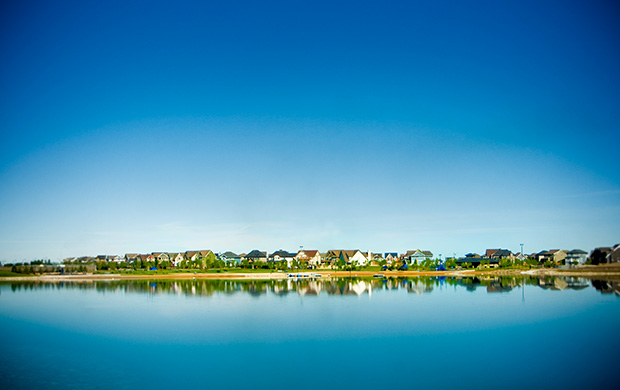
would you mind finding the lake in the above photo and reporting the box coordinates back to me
[1,275,618,389]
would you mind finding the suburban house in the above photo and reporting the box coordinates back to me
[295,250,322,267]
[96,255,123,263]
[485,249,500,258]
[138,254,155,263]
[184,251,199,261]
[404,250,433,264]
[245,250,267,262]
[326,250,370,265]
[537,250,567,264]
[588,247,613,264]
[170,253,184,267]
[611,245,620,263]
[124,253,139,263]
[565,249,588,264]
[269,250,297,266]
[384,253,399,263]
[371,253,384,264]
[490,249,514,260]
[456,257,500,268]
[219,251,242,265]
[152,252,170,263]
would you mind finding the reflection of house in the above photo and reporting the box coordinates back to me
[295,250,322,267]
[349,280,371,296]
[405,250,433,264]
[565,249,588,264]
[406,280,434,294]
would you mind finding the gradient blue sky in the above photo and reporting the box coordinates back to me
[1,0,619,262]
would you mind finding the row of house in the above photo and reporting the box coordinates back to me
[65,244,619,268]
[66,249,434,267]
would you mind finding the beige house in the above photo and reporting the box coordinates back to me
[152,252,170,263]
[184,251,199,261]
[170,253,184,267]
[295,250,322,267]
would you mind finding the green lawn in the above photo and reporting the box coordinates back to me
[0,270,28,277]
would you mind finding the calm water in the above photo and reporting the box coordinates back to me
[1,276,619,389]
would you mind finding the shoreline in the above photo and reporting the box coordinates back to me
[2,265,620,282]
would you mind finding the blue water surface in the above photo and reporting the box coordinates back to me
[0,276,618,389]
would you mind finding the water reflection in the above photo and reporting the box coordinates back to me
[3,275,619,298]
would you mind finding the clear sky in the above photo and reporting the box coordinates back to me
[1,0,619,262]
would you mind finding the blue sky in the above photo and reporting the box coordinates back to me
[1,0,619,262]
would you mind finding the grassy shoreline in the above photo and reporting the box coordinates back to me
[2,263,620,281]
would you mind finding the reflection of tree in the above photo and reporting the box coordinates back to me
[4,275,618,297]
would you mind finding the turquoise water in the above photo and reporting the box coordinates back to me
[1,276,618,389]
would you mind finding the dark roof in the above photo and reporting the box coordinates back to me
[269,250,296,258]
[568,249,587,255]
[221,251,239,257]
[246,250,267,259]
[492,249,513,258]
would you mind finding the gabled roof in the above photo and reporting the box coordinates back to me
[492,249,513,258]
[185,251,199,258]
[269,250,296,258]
[485,249,500,257]
[246,250,267,258]
[221,251,239,258]
[406,250,432,257]
[298,250,319,257]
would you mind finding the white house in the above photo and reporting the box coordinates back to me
[565,249,588,265]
